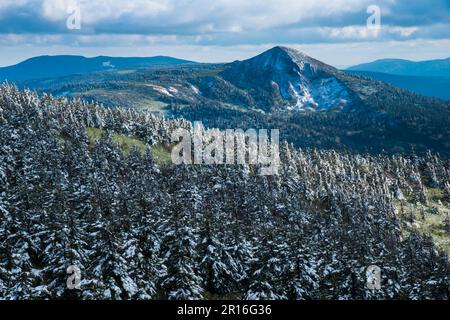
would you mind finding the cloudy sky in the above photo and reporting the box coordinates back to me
[0,0,449,67]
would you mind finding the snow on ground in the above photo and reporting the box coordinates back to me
[168,86,178,94]
[190,85,200,95]
[287,77,350,111]
[147,84,174,97]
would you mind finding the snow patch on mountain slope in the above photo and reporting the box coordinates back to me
[190,85,200,95]
[221,46,355,112]
[168,86,178,94]
[247,47,352,111]
[285,77,350,111]
[282,49,351,111]
[288,82,316,110]
[147,84,174,97]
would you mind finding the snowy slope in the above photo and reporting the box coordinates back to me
[221,46,354,111]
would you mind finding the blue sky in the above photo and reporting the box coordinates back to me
[1,0,449,67]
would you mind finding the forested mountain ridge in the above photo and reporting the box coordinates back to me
[0,55,196,82]
[0,84,449,300]
[15,47,450,156]
[219,46,356,111]
[347,57,450,78]
[347,70,450,101]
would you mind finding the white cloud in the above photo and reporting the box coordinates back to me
[41,0,171,23]
[388,26,419,37]
[0,0,449,66]
[0,0,28,10]
[328,26,380,39]
[325,25,419,40]
[33,0,375,31]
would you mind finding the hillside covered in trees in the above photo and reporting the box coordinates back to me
[0,84,448,299]
[19,48,450,157]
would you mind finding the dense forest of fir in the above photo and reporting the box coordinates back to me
[0,84,449,300]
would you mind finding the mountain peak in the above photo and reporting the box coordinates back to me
[255,46,307,62]
[249,46,337,75]
[263,46,307,57]
[221,47,351,112]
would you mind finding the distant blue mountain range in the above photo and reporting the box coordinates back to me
[347,57,450,100]
[347,57,450,78]
[347,70,450,101]
[0,55,196,81]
